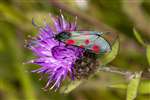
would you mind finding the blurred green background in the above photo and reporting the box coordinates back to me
[0,0,150,100]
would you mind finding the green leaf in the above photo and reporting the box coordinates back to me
[101,39,119,65]
[138,80,150,94]
[146,45,150,65]
[109,83,127,89]
[126,72,141,100]
[133,28,145,46]
[109,80,150,94]
[60,80,82,94]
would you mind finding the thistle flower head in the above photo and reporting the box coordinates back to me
[26,13,84,90]
[26,12,99,91]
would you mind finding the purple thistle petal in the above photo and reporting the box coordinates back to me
[60,14,67,30]
[27,13,84,90]
[38,25,54,40]
[50,14,63,33]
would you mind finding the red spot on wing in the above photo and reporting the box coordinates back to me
[92,45,100,53]
[66,39,76,45]
[84,39,90,45]
[79,45,84,48]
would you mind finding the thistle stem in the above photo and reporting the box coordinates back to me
[99,66,134,80]
[99,66,132,75]
[99,66,150,80]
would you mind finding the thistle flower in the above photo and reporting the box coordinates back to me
[26,12,99,91]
